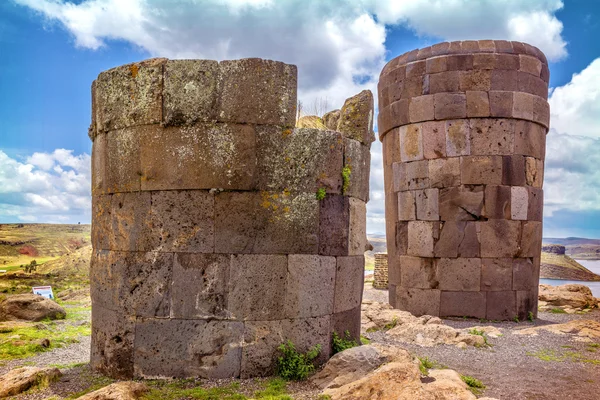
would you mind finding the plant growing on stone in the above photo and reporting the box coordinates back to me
[332,330,358,354]
[341,165,351,194]
[276,341,321,381]
[468,328,490,347]
[461,375,485,395]
[528,311,535,322]
[315,187,327,201]
[383,316,398,331]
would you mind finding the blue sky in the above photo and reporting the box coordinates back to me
[1,0,599,238]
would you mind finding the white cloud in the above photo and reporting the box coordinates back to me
[0,150,91,223]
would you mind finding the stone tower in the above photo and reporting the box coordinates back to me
[89,57,371,379]
[378,40,548,320]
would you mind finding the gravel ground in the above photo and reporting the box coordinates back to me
[364,284,600,400]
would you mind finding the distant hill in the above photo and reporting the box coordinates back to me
[543,237,600,260]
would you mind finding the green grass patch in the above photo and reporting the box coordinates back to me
[417,357,444,376]
[461,375,485,395]
[360,335,371,345]
[550,308,567,314]
[527,348,600,364]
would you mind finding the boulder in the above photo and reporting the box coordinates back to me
[296,115,327,129]
[77,382,149,400]
[423,369,478,400]
[513,319,600,339]
[0,294,66,322]
[311,344,414,389]
[337,90,375,146]
[0,367,62,398]
[362,301,485,347]
[323,109,341,130]
[538,284,598,311]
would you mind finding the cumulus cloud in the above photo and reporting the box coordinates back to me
[0,150,91,223]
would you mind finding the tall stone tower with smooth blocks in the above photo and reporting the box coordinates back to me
[378,40,548,320]
[89,57,372,379]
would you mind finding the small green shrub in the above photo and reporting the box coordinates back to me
[513,315,520,323]
[461,375,485,395]
[276,341,321,381]
[383,316,399,330]
[315,188,327,201]
[528,311,535,322]
[332,331,358,354]
[468,328,490,347]
[418,357,435,375]
[341,166,351,194]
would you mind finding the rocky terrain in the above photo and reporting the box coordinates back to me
[541,244,600,281]
[543,237,600,260]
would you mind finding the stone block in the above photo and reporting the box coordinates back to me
[521,221,542,258]
[434,221,479,258]
[396,221,409,256]
[472,53,496,69]
[494,40,514,54]
[459,69,491,91]
[92,195,111,251]
[434,93,467,120]
[469,118,515,156]
[228,254,287,320]
[486,291,517,320]
[422,121,446,159]
[519,55,542,77]
[481,258,513,291]
[409,95,434,123]
[106,127,141,193]
[480,220,521,257]
[445,120,470,156]
[466,91,490,117]
[517,72,547,98]
[440,291,486,319]
[431,42,451,56]
[458,222,480,257]
[415,188,439,221]
[490,69,518,91]
[337,90,375,145]
[218,58,297,126]
[484,185,511,219]
[395,287,441,316]
[319,195,350,256]
[91,250,173,318]
[446,54,473,71]
[214,191,319,254]
[331,306,361,345]
[389,286,398,308]
[437,258,481,291]
[407,221,438,257]
[514,120,546,159]
[402,76,425,99]
[511,186,528,220]
[513,258,536,291]
[344,138,371,201]
[489,91,514,118]
[134,319,244,378]
[525,157,544,188]
[426,56,448,74]
[439,186,484,221]
[90,303,135,379]
[323,109,341,130]
[517,290,537,320]
[140,124,257,191]
[91,133,107,195]
[392,162,408,192]
[95,58,166,133]
[429,71,460,93]
[171,253,230,319]
[388,253,402,285]
[429,157,460,188]
[461,156,502,185]
[397,191,416,221]
[502,155,526,186]
[150,190,214,253]
[527,187,544,222]
[241,316,331,377]
[163,60,218,125]
[380,99,410,136]
[400,124,424,162]
[109,192,152,252]
[285,255,336,318]
[384,128,401,166]
[349,198,369,255]
[513,92,534,120]
[406,60,426,77]
[533,96,550,128]
[256,127,343,194]
[399,256,437,289]
[405,160,430,190]
[334,256,365,313]
[541,63,550,83]
[478,39,495,52]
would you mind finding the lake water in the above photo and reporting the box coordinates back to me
[539,259,600,297]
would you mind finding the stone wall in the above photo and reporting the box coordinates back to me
[89,57,372,379]
[373,253,389,289]
[378,40,549,320]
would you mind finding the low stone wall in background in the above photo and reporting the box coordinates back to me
[373,253,389,289]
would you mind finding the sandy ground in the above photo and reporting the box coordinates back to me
[364,283,600,400]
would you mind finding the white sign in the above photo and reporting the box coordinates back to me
[32,286,55,300]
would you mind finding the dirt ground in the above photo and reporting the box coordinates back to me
[363,283,600,400]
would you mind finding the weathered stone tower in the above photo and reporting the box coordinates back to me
[378,40,548,320]
[89,58,371,379]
